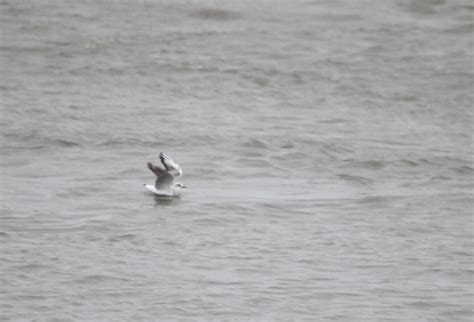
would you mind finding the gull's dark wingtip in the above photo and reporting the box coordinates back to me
[159,153,168,170]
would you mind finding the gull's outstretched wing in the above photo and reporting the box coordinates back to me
[147,162,174,190]
[155,172,174,190]
[147,162,174,189]
[159,153,182,177]
[147,162,165,176]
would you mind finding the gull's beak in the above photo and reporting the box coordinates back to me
[182,185,187,189]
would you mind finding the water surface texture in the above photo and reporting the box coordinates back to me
[1,0,473,320]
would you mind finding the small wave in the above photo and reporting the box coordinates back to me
[190,8,240,21]
[320,143,354,157]
[54,139,82,148]
[0,231,10,238]
[445,22,474,34]
[191,134,224,145]
[202,202,252,214]
[452,165,474,174]
[4,129,83,149]
[312,13,362,23]
[272,151,308,161]
[77,274,129,284]
[187,167,224,180]
[241,74,270,87]
[241,138,268,149]
[428,175,452,182]
[402,0,445,15]
[239,150,266,159]
[257,202,291,212]
[318,118,349,124]
[337,174,374,185]
[235,157,273,169]
[357,195,404,205]
[15,263,47,271]
[387,159,421,168]
[95,138,163,147]
[339,159,386,170]
[105,67,126,75]
[280,141,295,149]
[108,233,136,242]
[117,168,144,176]
[191,218,223,227]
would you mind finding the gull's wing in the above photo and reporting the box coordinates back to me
[159,153,182,177]
[155,172,174,190]
[147,162,174,189]
[147,162,166,176]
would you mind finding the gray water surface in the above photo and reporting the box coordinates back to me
[1,0,473,320]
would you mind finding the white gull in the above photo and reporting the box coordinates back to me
[144,153,186,197]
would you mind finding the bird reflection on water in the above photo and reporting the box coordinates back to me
[153,195,181,207]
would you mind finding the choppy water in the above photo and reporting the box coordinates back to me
[1,0,473,320]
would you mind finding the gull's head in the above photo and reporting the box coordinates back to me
[175,182,186,189]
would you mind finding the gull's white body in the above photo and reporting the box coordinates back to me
[144,184,178,197]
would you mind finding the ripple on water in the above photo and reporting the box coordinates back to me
[337,174,375,186]
[107,233,137,242]
[338,159,386,170]
[240,138,269,150]
[190,8,241,21]
[76,274,130,284]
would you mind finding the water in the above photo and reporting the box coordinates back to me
[1,0,473,320]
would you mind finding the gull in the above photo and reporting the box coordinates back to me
[144,153,186,197]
